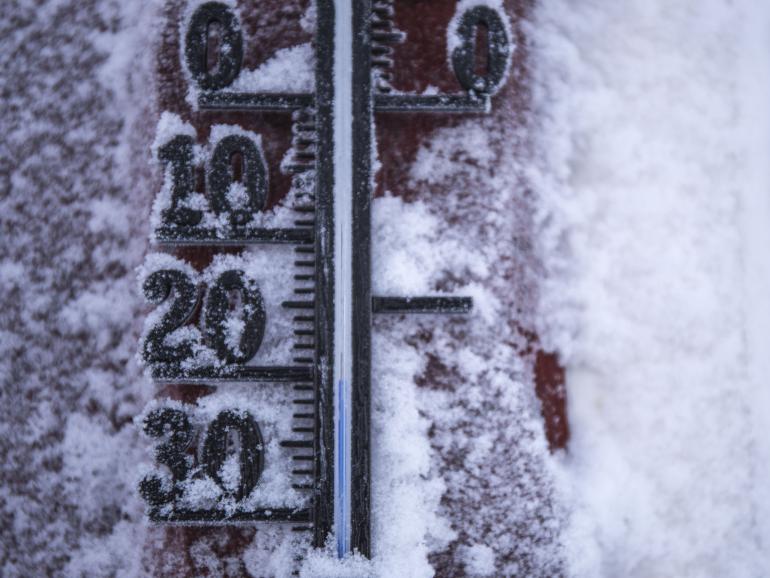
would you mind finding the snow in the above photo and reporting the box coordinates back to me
[153,110,197,155]
[0,0,162,575]
[227,43,315,94]
[460,543,497,576]
[369,327,456,577]
[7,0,770,575]
[366,109,567,574]
[529,0,770,576]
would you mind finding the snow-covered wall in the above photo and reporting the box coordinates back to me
[530,1,770,576]
[0,1,161,575]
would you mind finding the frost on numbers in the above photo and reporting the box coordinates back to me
[138,249,295,378]
[138,391,308,520]
[151,116,301,242]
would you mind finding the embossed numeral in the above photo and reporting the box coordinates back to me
[158,135,202,228]
[204,269,267,365]
[451,6,511,95]
[142,264,267,367]
[185,2,243,91]
[154,127,269,236]
[202,410,264,500]
[139,408,193,506]
[209,134,269,227]
[142,269,199,364]
[140,408,265,507]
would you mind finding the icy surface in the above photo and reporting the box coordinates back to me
[530,1,770,576]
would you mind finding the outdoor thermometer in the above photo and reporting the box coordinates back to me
[138,0,512,559]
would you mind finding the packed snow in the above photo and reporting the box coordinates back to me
[530,0,770,576]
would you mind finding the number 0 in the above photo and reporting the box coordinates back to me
[451,6,511,95]
[202,410,264,501]
[185,2,243,91]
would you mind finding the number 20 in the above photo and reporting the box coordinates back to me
[142,267,266,366]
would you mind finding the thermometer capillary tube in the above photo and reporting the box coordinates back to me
[333,0,353,559]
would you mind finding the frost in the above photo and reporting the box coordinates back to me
[370,329,456,577]
[13,0,767,575]
[0,0,161,574]
[202,250,297,366]
[460,544,496,576]
[149,118,301,238]
[139,389,307,514]
[446,0,514,91]
[370,117,565,576]
[138,248,297,373]
[227,43,315,94]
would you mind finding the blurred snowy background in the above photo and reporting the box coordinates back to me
[2,0,770,576]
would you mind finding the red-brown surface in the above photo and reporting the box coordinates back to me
[149,0,566,573]
[374,0,568,451]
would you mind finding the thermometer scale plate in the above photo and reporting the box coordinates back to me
[139,0,511,558]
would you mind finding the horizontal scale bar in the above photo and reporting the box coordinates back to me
[371,296,473,314]
[150,365,313,383]
[154,227,313,246]
[281,439,314,448]
[199,92,314,110]
[283,300,315,309]
[197,92,489,114]
[148,507,311,524]
[375,93,489,113]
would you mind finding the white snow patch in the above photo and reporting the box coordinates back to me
[460,543,497,576]
[529,0,770,576]
[227,43,314,94]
